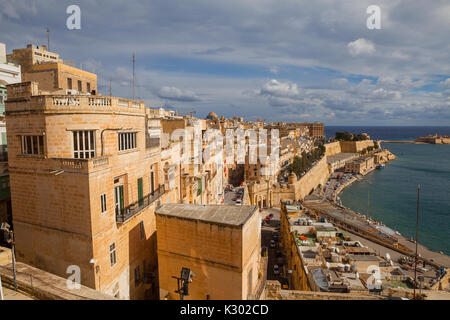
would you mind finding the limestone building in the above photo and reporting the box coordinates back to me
[5,81,166,299]
[0,43,21,229]
[155,203,266,300]
[7,44,97,94]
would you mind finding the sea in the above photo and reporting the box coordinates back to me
[325,126,450,255]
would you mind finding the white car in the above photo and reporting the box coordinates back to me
[235,199,242,205]
[273,264,280,275]
[270,240,276,248]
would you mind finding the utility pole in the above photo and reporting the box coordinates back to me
[46,28,50,51]
[132,53,135,100]
[413,184,420,299]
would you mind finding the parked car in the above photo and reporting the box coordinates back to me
[270,240,276,248]
[265,215,273,220]
[235,199,242,205]
[268,213,274,218]
[273,264,280,275]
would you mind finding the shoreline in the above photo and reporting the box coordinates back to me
[331,163,449,264]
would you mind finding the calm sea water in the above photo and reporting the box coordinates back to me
[325,126,450,255]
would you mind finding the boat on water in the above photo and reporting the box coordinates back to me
[376,164,385,169]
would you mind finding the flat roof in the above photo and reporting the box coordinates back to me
[155,203,259,227]
[348,254,379,262]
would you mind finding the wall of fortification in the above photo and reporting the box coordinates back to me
[325,142,341,156]
[340,140,374,153]
[270,156,330,206]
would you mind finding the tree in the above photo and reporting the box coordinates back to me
[335,131,353,141]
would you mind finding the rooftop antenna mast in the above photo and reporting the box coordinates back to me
[46,28,50,51]
[413,184,420,299]
[132,53,135,100]
[109,78,112,96]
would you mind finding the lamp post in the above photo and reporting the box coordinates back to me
[1,222,17,291]
[172,267,195,300]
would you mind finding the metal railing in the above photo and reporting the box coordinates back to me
[116,185,165,223]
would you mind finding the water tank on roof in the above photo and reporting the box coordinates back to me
[345,264,351,272]
[338,264,345,272]
[351,264,357,272]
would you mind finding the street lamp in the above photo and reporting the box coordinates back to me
[172,267,195,300]
[1,222,17,291]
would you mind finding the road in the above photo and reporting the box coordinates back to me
[259,208,289,288]
[224,186,243,205]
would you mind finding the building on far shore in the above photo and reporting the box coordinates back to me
[155,203,266,300]
[416,134,450,144]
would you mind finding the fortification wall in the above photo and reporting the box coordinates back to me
[325,142,341,156]
[340,140,374,153]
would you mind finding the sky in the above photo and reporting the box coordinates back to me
[1,0,449,125]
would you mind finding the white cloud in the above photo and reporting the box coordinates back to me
[157,86,201,102]
[439,78,450,88]
[347,38,375,56]
[332,78,349,87]
[269,66,279,75]
[259,79,300,98]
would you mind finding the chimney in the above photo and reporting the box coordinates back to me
[42,45,47,51]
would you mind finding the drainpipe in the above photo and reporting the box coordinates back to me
[100,128,132,156]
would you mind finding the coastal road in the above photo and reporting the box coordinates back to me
[304,200,450,267]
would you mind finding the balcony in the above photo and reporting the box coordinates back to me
[49,156,110,173]
[116,185,165,223]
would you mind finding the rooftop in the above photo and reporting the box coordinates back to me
[348,254,380,262]
[155,203,259,227]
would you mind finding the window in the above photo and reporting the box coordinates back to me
[118,132,137,151]
[100,194,107,213]
[73,130,95,158]
[0,95,3,104]
[77,80,82,92]
[137,178,143,207]
[110,243,116,267]
[139,221,145,240]
[87,82,91,93]
[134,265,141,285]
[67,78,72,89]
[20,135,44,155]
[150,171,155,195]
[114,185,124,216]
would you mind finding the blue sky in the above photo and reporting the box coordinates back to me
[1,0,449,125]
